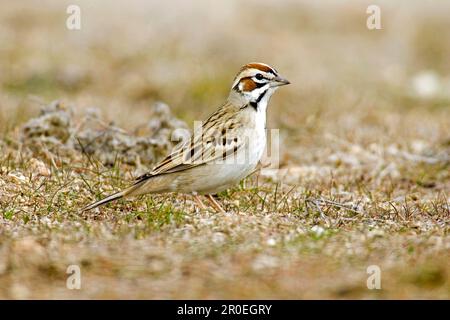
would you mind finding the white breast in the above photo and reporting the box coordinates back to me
[251,100,268,163]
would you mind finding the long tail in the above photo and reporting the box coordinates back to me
[81,181,145,212]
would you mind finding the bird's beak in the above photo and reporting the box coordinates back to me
[272,75,290,86]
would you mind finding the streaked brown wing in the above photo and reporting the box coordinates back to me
[135,101,245,183]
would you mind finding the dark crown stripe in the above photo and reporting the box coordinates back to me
[244,63,276,75]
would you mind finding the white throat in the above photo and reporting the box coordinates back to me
[254,87,275,113]
[249,86,277,130]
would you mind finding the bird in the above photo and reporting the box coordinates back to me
[82,62,290,212]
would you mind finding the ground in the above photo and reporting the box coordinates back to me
[0,0,449,299]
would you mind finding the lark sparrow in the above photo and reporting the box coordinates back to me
[83,62,289,212]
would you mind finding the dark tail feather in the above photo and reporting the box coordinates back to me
[82,190,125,212]
[81,181,145,212]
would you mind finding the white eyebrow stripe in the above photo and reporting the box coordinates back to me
[232,68,275,89]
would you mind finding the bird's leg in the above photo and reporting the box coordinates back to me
[193,194,207,211]
[206,194,226,213]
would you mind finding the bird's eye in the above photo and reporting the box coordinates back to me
[255,73,264,80]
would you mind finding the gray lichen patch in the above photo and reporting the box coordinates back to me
[20,101,188,169]
[20,101,74,155]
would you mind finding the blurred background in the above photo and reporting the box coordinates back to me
[0,0,449,299]
[1,0,450,171]
[1,0,449,126]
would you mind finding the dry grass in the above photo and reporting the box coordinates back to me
[0,0,449,299]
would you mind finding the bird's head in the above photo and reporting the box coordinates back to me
[231,62,290,105]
